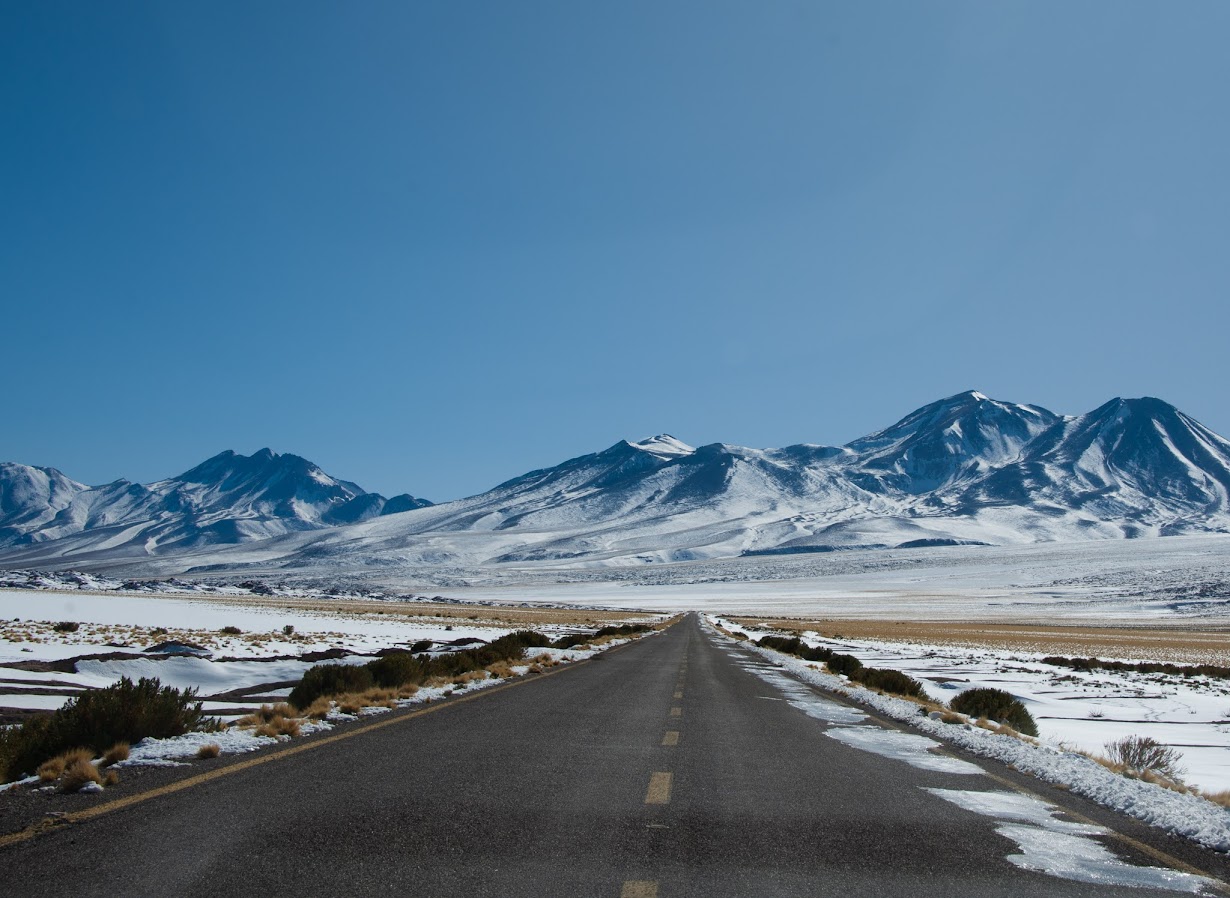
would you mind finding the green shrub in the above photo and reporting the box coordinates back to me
[53,621,80,633]
[755,634,832,663]
[367,652,424,689]
[854,667,926,698]
[826,653,864,678]
[950,687,1038,736]
[289,664,375,710]
[0,677,208,781]
[220,626,243,635]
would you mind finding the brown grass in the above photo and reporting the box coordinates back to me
[60,757,104,792]
[254,714,300,738]
[1203,789,1230,808]
[238,703,302,738]
[451,671,487,685]
[298,696,335,719]
[485,660,518,679]
[100,742,130,767]
[196,743,221,759]
[37,747,94,782]
[335,688,399,715]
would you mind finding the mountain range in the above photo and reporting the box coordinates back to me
[3,391,1230,575]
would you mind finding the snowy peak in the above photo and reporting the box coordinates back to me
[629,434,695,459]
[0,463,89,538]
[0,450,433,554]
[1027,397,1230,504]
[846,391,1060,493]
[4,391,1230,571]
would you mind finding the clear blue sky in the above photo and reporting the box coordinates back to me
[4,2,1228,500]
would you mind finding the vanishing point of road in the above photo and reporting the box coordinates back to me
[2,614,1227,897]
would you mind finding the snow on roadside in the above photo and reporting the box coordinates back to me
[705,617,1230,854]
[73,635,645,772]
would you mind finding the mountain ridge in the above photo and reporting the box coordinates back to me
[2,392,1229,574]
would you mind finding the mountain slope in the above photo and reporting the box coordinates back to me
[0,449,432,557]
[3,392,1230,575]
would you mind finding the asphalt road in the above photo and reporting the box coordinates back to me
[2,614,1227,897]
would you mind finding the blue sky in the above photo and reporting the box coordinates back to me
[4,2,1228,500]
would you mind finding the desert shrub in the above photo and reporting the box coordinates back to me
[291,630,559,710]
[289,664,374,710]
[410,639,433,653]
[1105,735,1185,782]
[855,667,925,698]
[220,626,243,635]
[826,653,864,678]
[53,621,80,633]
[553,624,648,649]
[0,677,208,780]
[755,634,832,663]
[1042,655,1230,681]
[282,624,295,636]
[950,687,1038,736]
[368,651,424,688]
[197,743,221,759]
[757,635,803,654]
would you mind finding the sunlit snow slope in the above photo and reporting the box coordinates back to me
[3,391,1230,574]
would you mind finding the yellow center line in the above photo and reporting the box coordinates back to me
[669,706,682,717]
[644,772,673,805]
[662,731,680,746]
[0,640,635,850]
[621,881,658,898]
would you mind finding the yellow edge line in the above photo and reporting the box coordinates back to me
[0,626,671,850]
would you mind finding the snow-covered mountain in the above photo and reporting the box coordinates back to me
[3,392,1230,575]
[0,449,432,559]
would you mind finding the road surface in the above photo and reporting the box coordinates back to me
[1,613,1226,897]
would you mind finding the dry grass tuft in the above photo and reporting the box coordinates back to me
[101,742,130,767]
[485,660,518,679]
[1203,789,1230,808]
[196,743,221,760]
[451,671,486,685]
[334,688,399,715]
[299,696,335,720]
[238,703,302,738]
[37,747,94,782]
[60,757,104,792]
[254,715,300,738]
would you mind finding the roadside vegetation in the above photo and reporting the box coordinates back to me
[0,677,209,784]
[1041,654,1230,681]
[288,624,651,709]
[749,630,1230,807]
[1,621,658,790]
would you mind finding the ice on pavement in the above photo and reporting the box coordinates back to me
[825,725,984,774]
